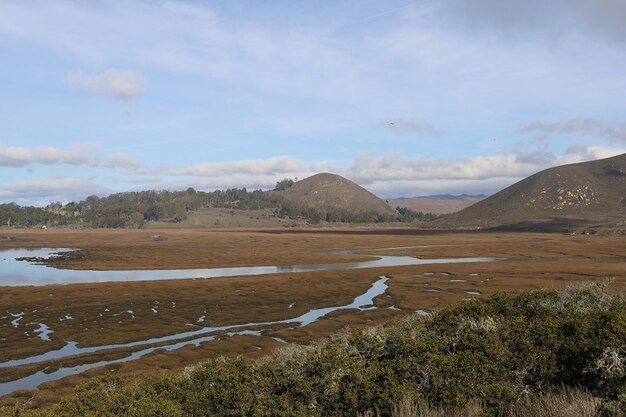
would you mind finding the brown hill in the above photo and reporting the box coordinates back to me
[390,196,486,215]
[437,153,626,232]
[270,173,398,218]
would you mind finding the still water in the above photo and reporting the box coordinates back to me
[0,247,500,396]
[0,247,499,286]
[0,275,390,395]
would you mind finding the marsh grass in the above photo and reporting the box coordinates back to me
[3,281,625,417]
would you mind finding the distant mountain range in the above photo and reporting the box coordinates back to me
[390,196,487,215]
[436,153,626,232]
[396,194,487,200]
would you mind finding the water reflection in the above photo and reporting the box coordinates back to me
[0,248,500,286]
[0,246,502,396]
[0,276,389,395]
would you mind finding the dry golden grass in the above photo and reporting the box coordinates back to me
[374,388,598,417]
[511,388,599,417]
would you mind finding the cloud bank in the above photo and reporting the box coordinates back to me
[0,177,110,205]
[0,144,139,168]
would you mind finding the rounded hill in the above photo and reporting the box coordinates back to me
[270,173,398,220]
[438,153,626,232]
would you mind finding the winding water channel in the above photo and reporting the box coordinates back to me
[0,247,500,396]
[0,275,390,396]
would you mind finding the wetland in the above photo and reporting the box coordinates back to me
[0,228,625,409]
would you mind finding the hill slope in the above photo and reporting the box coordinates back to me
[270,173,398,218]
[438,153,626,232]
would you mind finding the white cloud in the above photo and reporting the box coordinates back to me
[519,118,626,143]
[65,70,147,100]
[0,144,140,169]
[150,156,335,178]
[0,177,109,205]
[344,153,536,182]
[100,153,141,169]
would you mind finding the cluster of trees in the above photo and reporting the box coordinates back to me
[7,282,626,416]
[274,178,295,191]
[73,188,275,228]
[0,203,70,228]
[0,188,276,228]
[0,187,438,228]
[276,202,400,224]
[396,206,439,222]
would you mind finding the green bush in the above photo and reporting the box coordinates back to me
[5,282,625,416]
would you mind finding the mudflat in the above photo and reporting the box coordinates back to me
[0,228,624,408]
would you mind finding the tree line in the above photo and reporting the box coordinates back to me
[0,187,437,228]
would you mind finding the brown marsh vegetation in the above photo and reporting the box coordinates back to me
[0,228,624,409]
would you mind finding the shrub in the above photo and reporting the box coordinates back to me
[5,282,625,417]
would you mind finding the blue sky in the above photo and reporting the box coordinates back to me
[1,0,625,205]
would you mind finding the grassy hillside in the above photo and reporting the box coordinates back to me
[439,153,626,231]
[270,173,401,223]
[5,281,625,416]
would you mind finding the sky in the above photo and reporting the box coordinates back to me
[1,0,625,206]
